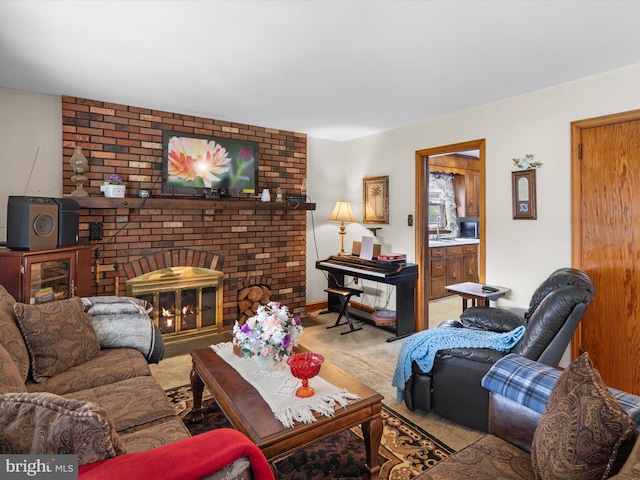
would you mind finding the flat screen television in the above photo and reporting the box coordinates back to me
[161,130,258,196]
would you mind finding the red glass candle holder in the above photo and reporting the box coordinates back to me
[287,352,324,398]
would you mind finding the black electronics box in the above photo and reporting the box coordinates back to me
[6,196,79,251]
[54,198,79,247]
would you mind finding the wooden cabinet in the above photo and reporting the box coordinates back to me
[430,247,447,298]
[429,243,478,299]
[0,245,94,304]
[462,244,479,283]
[465,171,480,217]
[445,245,463,285]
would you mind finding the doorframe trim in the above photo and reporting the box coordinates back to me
[414,139,486,331]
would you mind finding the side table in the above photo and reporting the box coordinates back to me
[445,282,510,310]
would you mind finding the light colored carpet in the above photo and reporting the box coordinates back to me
[150,295,483,451]
[428,295,464,328]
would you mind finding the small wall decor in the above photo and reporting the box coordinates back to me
[512,169,537,219]
[513,154,543,170]
[363,175,389,224]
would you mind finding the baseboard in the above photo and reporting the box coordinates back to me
[306,301,327,313]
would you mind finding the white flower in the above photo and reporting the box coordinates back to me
[232,301,303,362]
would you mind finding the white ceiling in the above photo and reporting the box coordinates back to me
[2,1,640,141]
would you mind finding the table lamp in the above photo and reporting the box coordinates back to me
[327,200,357,255]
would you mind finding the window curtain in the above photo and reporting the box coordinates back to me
[430,172,458,231]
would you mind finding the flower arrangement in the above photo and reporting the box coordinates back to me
[233,301,303,362]
[103,174,126,185]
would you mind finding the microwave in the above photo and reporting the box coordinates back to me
[457,217,479,239]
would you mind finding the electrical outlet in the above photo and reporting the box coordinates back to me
[89,222,103,241]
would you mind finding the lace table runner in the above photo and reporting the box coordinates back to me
[211,342,359,428]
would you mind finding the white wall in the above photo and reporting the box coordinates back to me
[306,63,640,314]
[0,88,62,242]
[3,63,640,314]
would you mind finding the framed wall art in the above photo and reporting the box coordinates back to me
[161,130,259,196]
[363,175,389,224]
[512,169,537,219]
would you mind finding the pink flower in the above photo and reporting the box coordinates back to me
[238,148,254,162]
[167,136,231,187]
[232,302,304,361]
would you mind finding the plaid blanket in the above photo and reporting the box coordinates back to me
[482,353,640,432]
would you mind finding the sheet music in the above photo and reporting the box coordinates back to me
[359,236,374,260]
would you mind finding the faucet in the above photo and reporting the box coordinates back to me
[434,215,445,241]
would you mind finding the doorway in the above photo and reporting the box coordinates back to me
[414,139,486,331]
[571,109,640,395]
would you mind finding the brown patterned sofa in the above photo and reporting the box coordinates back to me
[0,285,273,480]
[418,353,640,480]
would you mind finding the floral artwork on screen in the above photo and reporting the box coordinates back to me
[162,131,258,195]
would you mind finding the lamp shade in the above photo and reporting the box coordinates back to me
[327,201,357,223]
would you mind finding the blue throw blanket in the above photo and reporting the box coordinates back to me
[392,325,526,403]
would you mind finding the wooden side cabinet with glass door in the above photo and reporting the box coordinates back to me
[0,245,94,304]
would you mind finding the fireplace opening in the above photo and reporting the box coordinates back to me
[126,267,223,342]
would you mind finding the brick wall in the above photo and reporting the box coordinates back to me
[61,96,308,330]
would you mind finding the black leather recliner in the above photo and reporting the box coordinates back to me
[403,268,595,432]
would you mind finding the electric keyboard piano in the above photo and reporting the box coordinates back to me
[316,255,417,282]
[316,255,418,341]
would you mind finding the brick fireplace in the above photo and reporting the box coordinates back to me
[61,96,310,332]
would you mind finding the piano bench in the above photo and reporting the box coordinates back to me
[325,287,363,297]
[324,287,363,335]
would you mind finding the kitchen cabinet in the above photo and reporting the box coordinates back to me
[429,243,478,299]
[0,245,94,304]
[462,244,479,283]
[465,171,480,217]
[430,247,447,298]
[445,246,463,285]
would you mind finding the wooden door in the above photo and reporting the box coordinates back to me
[572,110,640,394]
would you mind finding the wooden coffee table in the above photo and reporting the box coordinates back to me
[190,347,384,479]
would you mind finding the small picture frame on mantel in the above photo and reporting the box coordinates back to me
[512,169,537,219]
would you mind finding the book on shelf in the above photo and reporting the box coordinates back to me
[35,287,54,298]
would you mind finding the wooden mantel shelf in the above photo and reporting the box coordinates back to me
[74,196,316,211]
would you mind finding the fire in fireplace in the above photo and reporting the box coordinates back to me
[126,266,223,341]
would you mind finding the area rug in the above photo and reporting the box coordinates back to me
[166,384,454,479]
